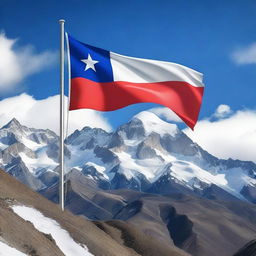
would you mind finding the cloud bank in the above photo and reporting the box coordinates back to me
[232,43,256,65]
[0,33,57,92]
[0,94,112,135]
[184,106,256,162]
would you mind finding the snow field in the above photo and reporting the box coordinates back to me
[0,241,27,256]
[12,205,94,256]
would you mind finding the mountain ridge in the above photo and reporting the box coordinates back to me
[0,113,256,204]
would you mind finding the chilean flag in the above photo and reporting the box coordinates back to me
[67,34,204,129]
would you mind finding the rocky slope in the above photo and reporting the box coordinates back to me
[0,169,188,256]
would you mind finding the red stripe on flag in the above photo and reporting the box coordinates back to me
[69,77,204,129]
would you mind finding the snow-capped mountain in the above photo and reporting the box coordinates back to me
[65,111,256,203]
[0,112,255,203]
[0,118,60,190]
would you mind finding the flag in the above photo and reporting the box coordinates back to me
[66,34,204,129]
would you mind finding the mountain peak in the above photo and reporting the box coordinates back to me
[133,111,179,137]
[2,118,23,129]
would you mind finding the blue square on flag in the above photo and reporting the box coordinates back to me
[68,35,114,83]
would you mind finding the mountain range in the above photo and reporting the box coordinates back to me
[0,111,255,203]
[0,111,256,255]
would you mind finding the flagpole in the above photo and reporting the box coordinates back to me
[59,19,65,211]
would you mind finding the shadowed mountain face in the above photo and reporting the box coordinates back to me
[159,204,195,248]
[1,113,256,255]
[233,240,256,256]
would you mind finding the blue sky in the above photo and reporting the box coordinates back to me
[0,0,256,161]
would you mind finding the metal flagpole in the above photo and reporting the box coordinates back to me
[59,19,65,211]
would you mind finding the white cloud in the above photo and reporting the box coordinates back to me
[213,104,232,118]
[0,94,112,135]
[232,43,256,65]
[0,33,57,91]
[184,108,256,162]
[149,107,182,122]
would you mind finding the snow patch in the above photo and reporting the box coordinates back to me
[66,146,98,168]
[115,151,165,181]
[134,111,178,137]
[0,142,9,150]
[21,137,44,151]
[19,150,57,174]
[123,139,141,147]
[12,205,94,256]
[86,162,108,179]
[0,241,27,256]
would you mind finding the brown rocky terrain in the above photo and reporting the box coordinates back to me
[0,169,188,256]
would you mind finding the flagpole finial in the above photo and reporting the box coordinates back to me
[59,19,65,24]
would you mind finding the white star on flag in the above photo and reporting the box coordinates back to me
[81,54,99,72]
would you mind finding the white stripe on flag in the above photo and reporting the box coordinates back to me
[110,52,204,87]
